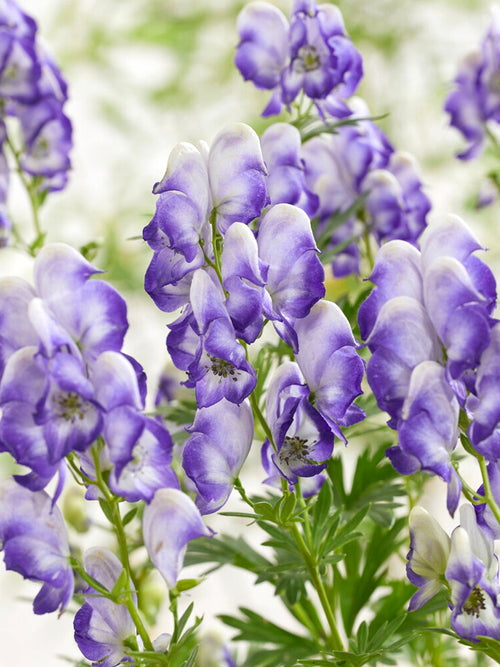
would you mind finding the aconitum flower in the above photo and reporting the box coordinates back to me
[468,323,500,460]
[445,11,500,159]
[74,548,137,667]
[446,504,500,641]
[93,351,179,503]
[294,300,365,435]
[260,122,318,216]
[419,215,497,380]
[0,2,72,194]
[0,479,73,614]
[167,269,256,408]
[183,399,254,513]
[388,361,461,515]
[143,488,212,589]
[406,506,450,612]
[235,0,362,118]
[264,361,334,484]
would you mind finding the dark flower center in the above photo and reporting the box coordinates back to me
[280,436,314,466]
[207,355,239,382]
[55,392,87,422]
[297,45,321,72]
[463,586,486,617]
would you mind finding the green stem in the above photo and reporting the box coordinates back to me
[234,477,254,509]
[5,134,43,250]
[249,390,276,450]
[478,455,500,526]
[289,522,344,652]
[90,444,155,653]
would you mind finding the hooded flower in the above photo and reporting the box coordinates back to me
[183,399,254,514]
[0,479,73,614]
[143,488,212,589]
[74,547,137,667]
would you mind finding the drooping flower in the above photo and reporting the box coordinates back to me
[264,361,334,484]
[0,479,73,615]
[406,506,451,612]
[74,547,137,667]
[143,488,212,589]
[167,269,257,408]
[387,361,461,515]
[445,504,500,641]
[294,300,365,435]
[183,399,254,514]
[445,11,500,159]
[235,0,362,118]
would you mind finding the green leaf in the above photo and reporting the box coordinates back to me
[122,506,138,526]
[98,497,114,524]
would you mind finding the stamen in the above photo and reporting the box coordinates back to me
[55,392,87,422]
[206,355,240,382]
[463,586,486,618]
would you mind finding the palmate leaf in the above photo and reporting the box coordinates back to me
[184,534,272,575]
[221,607,319,667]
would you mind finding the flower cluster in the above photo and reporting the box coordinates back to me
[407,504,500,642]
[445,11,500,159]
[0,0,72,244]
[235,0,362,118]
[143,120,366,509]
[359,215,497,513]
[261,107,431,276]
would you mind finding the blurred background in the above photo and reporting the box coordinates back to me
[0,0,498,664]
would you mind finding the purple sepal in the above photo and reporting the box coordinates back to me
[265,361,334,484]
[74,547,136,667]
[358,240,423,341]
[0,276,37,377]
[183,399,254,514]
[366,297,442,425]
[235,2,289,91]
[0,479,73,614]
[221,222,268,343]
[406,506,450,612]
[395,361,461,515]
[261,123,319,216]
[143,488,212,589]
[446,504,500,641]
[209,122,269,235]
[294,300,365,432]
[258,203,324,324]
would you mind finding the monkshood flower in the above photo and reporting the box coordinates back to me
[446,504,500,641]
[143,488,212,589]
[294,300,365,435]
[167,269,256,408]
[406,506,451,612]
[235,0,362,118]
[143,123,268,312]
[93,351,179,503]
[364,296,442,428]
[301,105,430,276]
[261,440,325,496]
[260,122,318,216]
[263,361,334,484]
[0,1,72,193]
[74,547,137,667]
[257,204,325,348]
[0,479,73,614]
[388,361,461,515]
[183,399,253,513]
[143,123,267,257]
[0,243,128,376]
[363,151,430,246]
[468,323,500,460]
[0,346,102,489]
[445,11,500,159]
[419,215,497,380]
